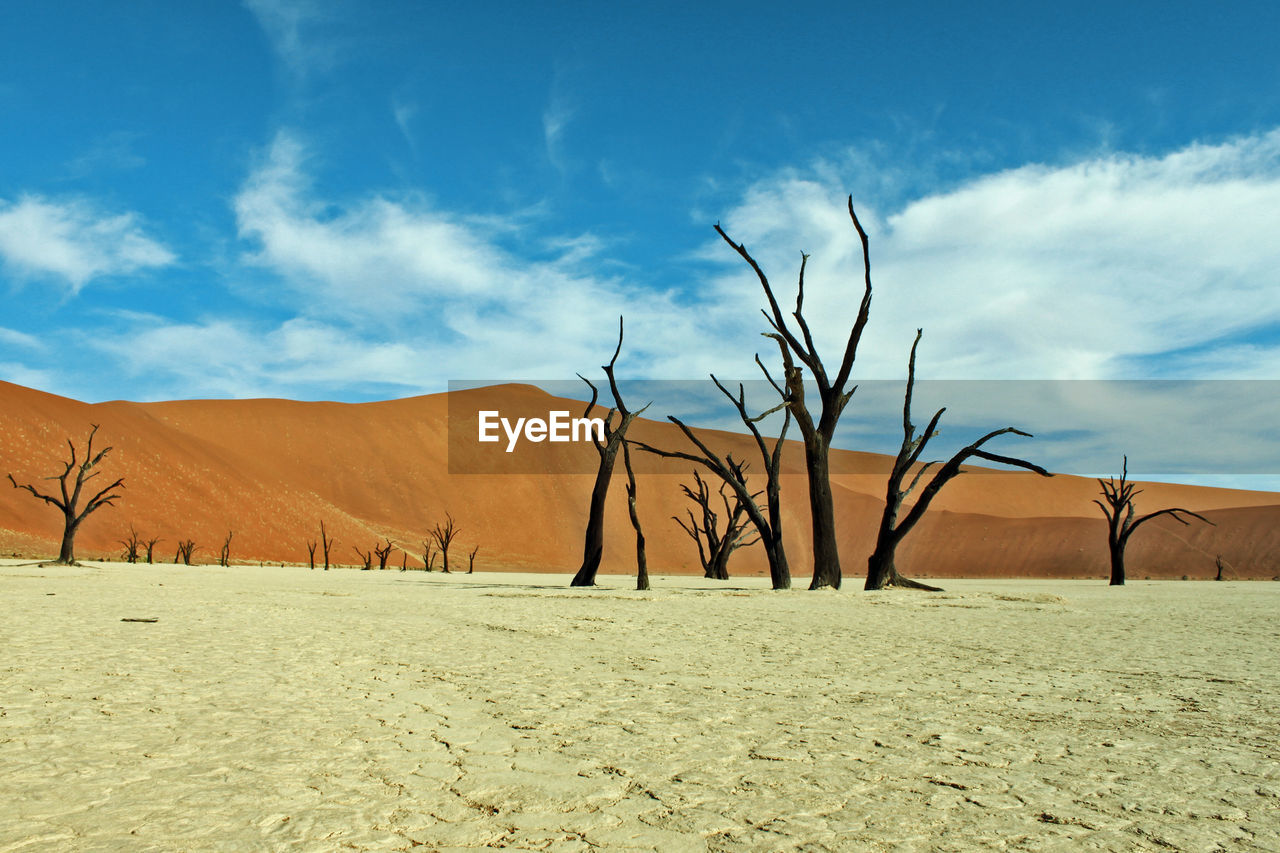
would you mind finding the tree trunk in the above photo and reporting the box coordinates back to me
[865,541,896,591]
[708,548,731,580]
[571,443,619,586]
[1109,542,1126,586]
[764,533,790,590]
[804,438,841,590]
[57,514,78,565]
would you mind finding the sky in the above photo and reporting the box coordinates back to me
[3,1,1279,483]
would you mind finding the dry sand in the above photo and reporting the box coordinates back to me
[1,561,1277,851]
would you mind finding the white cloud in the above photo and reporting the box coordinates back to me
[707,130,1280,380]
[229,132,749,390]
[0,195,175,291]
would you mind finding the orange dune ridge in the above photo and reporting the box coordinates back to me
[0,380,1276,579]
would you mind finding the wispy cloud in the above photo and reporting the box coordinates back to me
[0,195,175,291]
[542,91,575,174]
[242,0,338,79]
[63,131,146,179]
[392,98,418,153]
[707,129,1280,380]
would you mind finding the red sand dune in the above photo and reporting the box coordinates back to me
[1,380,1276,580]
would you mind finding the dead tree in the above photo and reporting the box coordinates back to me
[1215,555,1227,581]
[320,521,335,571]
[374,538,394,570]
[401,552,408,571]
[1095,456,1213,586]
[633,377,793,589]
[571,317,650,587]
[219,530,233,567]
[866,330,1051,591]
[119,524,142,563]
[7,424,125,565]
[673,469,759,579]
[353,545,373,570]
[716,196,872,589]
[144,535,161,564]
[175,540,198,565]
[431,514,459,573]
[422,540,437,571]
[468,544,479,573]
[306,539,317,570]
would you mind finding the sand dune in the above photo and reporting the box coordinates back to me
[1,562,1277,850]
[1,380,1276,579]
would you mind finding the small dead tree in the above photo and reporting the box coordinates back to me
[1095,456,1213,586]
[119,524,142,564]
[422,540,437,571]
[430,514,459,573]
[633,377,793,589]
[716,196,872,589]
[176,540,198,565]
[353,545,373,570]
[623,439,649,590]
[144,535,161,564]
[571,317,650,587]
[866,330,1051,591]
[674,469,759,579]
[1215,555,1227,581]
[374,538,394,570]
[306,539,317,570]
[320,521,335,571]
[7,424,125,565]
[219,530,234,567]
[468,544,479,573]
[401,552,408,572]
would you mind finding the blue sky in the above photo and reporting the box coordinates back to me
[3,2,1280,481]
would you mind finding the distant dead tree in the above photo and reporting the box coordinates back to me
[673,469,759,579]
[468,544,479,573]
[400,552,408,572]
[1095,456,1213,586]
[422,540,437,571]
[430,514,459,573]
[219,531,233,567]
[175,540,198,565]
[374,538,394,570]
[633,377,793,589]
[571,317,650,588]
[7,424,125,566]
[1215,555,1227,581]
[866,330,1051,591]
[353,545,373,570]
[306,538,318,570]
[320,521,335,571]
[716,196,872,589]
[143,535,161,564]
[119,524,142,564]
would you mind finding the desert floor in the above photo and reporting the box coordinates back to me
[1,562,1277,852]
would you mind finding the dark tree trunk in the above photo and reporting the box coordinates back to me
[58,515,78,565]
[571,449,618,586]
[865,540,896,591]
[623,443,649,591]
[804,438,841,590]
[1109,541,1126,586]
